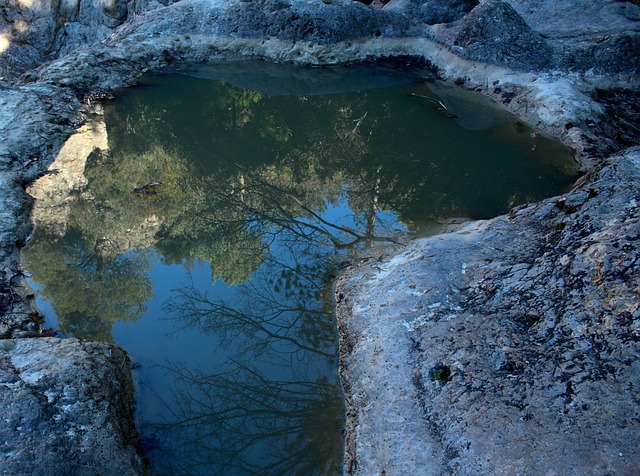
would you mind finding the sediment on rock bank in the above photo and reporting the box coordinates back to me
[0,0,639,474]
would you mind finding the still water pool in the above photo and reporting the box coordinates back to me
[23,61,578,474]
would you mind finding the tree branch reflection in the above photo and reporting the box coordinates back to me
[150,360,343,475]
[164,255,337,361]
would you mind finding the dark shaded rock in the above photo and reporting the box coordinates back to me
[384,0,478,25]
[586,87,640,154]
[504,0,640,75]
[431,0,553,70]
[216,0,409,43]
[559,33,640,75]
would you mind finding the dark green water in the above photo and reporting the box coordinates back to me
[23,62,578,475]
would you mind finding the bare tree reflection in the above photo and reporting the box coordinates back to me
[164,255,337,361]
[233,164,403,250]
[162,151,401,360]
[149,361,343,475]
[157,136,402,472]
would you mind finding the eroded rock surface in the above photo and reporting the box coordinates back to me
[337,147,640,474]
[507,0,640,75]
[0,0,168,79]
[430,0,554,70]
[385,0,478,25]
[0,338,145,475]
[429,0,640,75]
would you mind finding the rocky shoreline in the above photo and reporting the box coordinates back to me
[1,0,638,473]
[337,146,640,474]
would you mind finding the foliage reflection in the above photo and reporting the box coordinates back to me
[24,66,578,474]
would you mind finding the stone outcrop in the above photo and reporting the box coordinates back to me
[0,338,145,475]
[429,0,640,75]
[0,0,638,474]
[337,147,640,474]
[0,0,168,79]
[508,0,640,75]
[430,0,554,70]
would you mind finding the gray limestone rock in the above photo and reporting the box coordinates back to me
[431,0,553,70]
[0,338,145,475]
[504,0,640,75]
[0,83,80,264]
[0,0,637,474]
[337,147,640,474]
[0,0,160,80]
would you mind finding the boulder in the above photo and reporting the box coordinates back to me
[504,0,640,75]
[431,0,553,70]
[0,338,146,475]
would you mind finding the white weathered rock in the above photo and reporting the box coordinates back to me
[27,116,108,237]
